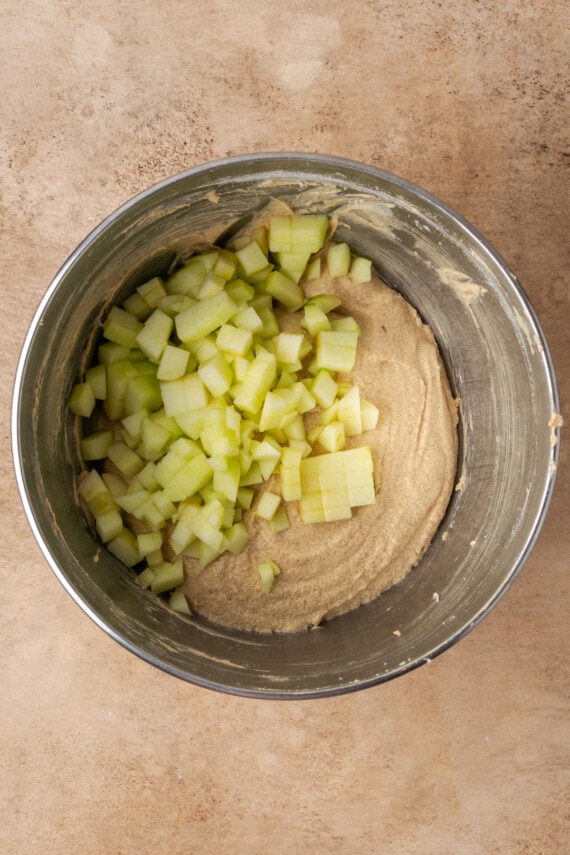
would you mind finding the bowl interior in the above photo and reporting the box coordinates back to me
[13,154,560,698]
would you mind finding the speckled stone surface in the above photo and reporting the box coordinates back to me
[1,2,568,852]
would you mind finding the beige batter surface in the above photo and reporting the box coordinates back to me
[182,270,459,632]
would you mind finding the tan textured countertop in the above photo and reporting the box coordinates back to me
[1,2,568,852]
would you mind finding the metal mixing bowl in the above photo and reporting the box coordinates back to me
[12,153,561,698]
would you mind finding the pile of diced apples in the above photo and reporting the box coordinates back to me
[69,213,379,603]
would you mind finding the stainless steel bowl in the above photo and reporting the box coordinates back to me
[12,153,561,698]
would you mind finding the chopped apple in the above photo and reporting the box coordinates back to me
[85,363,106,400]
[258,560,280,593]
[150,560,185,593]
[256,491,282,522]
[265,270,304,310]
[361,399,380,432]
[175,290,238,342]
[349,256,373,284]
[304,257,321,280]
[157,344,190,381]
[69,381,96,418]
[315,330,359,373]
[337,385,363,436]
[103,306,142,348]
[169,590,191,614]
[235,240,271,279]
[327,242,351,278]
[80,429,113,460]
[135,309,173,362]
[137,276,167,309]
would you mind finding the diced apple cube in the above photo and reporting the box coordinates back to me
[349,256,373,284]
[163,453,213,502]
[291,214,329,253]
[216,323,253,357]
[103,306,142,347]
[191,510,225,552]
[304,257,321,280]
[342,446,376,506]
[337,385,363,436]
[225,278,255,303]
[258,390,289,432]
[169,590,191,614]
[318,421,346,453]
[137,566,157,589]
[269,504,290,533]
[268,216,293,253]
[212,457,241,503]
[256,491,282,521]
[321,487,352,522]
[137,531,164,557]
[235,240,270,279]
[150,560,185,593]
[236,487,254,510]
[94,508,124,543]
[69,381,96,418]
[280,446,303,501]
[213,250,238,281]
[330,316,362,335]
[97,342,132,365]
[256,307,280,339]
[298,491,325,524]
[107,442,145,478]
[121,407,149,446]
[276,332,304,364]
[102,472,128,497]
[269,214,329,255]
[175,290,238,343]
[265,270,304,310]
[225,522,249,554]
[107,527,140,567]
[258,560,280,593]
[137,276,167,309]
[301,303,331,336]
[311,369,338,409]
[123,291,153,321]
[327,242,351,278]
[166,258,207,295]
[315,330,358,373]
[80,429,113,460]
[160,373,209,417]
[85,363,106,400]
[233,306,264,334]
[198,351,233,397]
[135,309,173,362]
[140,417,172,455]
[361,399,380,432]
[114,489,150,515]
[232,347,276,414]
[274,250,311,272]
[239,460,264,487]
[282,413,306,442]
[124,373,162,416]
[197,270,226,300]
[306,294,342,313]
[78,469,108,505]
[157,344,190,381]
